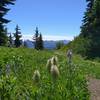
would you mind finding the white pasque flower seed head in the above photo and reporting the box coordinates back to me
[51,56,58,65]
[46,59,52,72]
[33,70,40,82]
[50,65,59,79]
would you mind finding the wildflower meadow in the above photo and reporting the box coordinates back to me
[0,47,100,99]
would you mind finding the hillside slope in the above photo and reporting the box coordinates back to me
[0,47,100,99]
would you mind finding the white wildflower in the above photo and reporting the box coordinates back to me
[51,56,58,65]
[50,65,59,80]
[46,59,52,72]
[33,70,40,82]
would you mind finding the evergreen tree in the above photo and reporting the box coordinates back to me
[4,27,10,46]
[80,0,100,57]
[80,0,95,37]
[38,33,44,50]
[33,27,39,50]
[0,0,15,46]
[33,27,44,50]
[89,0,100,57]
[14,25,22,47]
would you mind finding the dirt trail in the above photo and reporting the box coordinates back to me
[88,78,100,100]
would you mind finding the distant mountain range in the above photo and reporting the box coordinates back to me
[24,40,70,49]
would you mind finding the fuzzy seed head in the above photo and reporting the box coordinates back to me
[51,56,58,65]
[46,59,52,72]
[50,65,59,80]
[33,70,40,82]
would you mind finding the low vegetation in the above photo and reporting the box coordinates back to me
[0,47,100,99]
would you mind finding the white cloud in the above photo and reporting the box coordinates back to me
[43,35,74,40]
[22,35,33,41]
[22,34,74,41]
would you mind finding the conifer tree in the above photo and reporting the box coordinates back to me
[14,25,22,47]
[33,27,44,50]
[33,27,39,50]
[0,0,15,46]
[89,0,100,57]
[80,0,95,37]
[38,33,44,50]
[80,0,100,57]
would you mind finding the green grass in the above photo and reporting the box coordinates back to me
[73,55,100,79]
[0,47,100,99]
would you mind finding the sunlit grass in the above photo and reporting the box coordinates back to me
[0,47,100,99]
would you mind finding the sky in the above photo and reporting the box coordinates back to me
[6,0,86,40]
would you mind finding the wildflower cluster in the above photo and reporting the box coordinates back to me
[33,56,59,83]
[46,56,59,80]
[0,48,89,99]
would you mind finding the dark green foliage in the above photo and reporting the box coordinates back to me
[33,27,39,50]
[56,41,64,49]
[14,25,22,47]
[88,0,100,58]
[80,0,100,58]
[0,0,15,46]
[0,26,8,46]
[38,33,44,50]
[33,27,44,50]
[80,0,94,38]
[61,37,89,57]
[65,0,100,58]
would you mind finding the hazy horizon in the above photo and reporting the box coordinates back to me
[22,34,74,41]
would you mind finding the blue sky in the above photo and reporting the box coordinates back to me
[6,0,86,40]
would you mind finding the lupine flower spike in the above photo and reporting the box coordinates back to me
[67,49,72,63]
